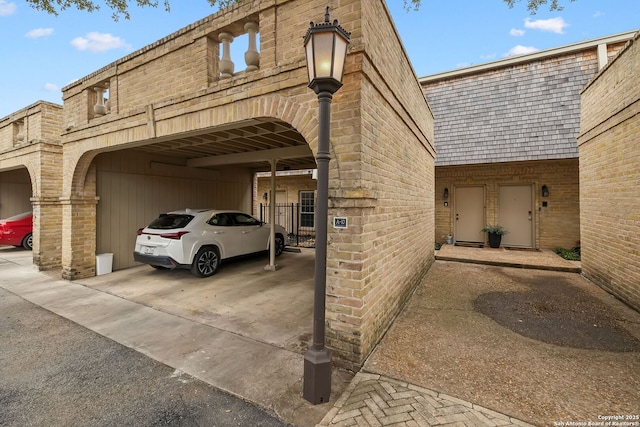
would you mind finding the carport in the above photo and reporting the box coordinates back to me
[92,118,316,272]
[0,168,32,221]
[86,118,319,362]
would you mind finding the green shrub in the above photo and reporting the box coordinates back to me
[554,247,581,261]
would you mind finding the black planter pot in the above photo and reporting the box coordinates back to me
[488,233,502,248]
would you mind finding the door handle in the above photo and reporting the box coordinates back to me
[214,231,224,234]
[455,213,459,220]
[528,211,532,220]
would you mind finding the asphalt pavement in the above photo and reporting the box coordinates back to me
[0,286,288,427]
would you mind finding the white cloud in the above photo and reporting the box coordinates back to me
[0,0,16,16]
[524,17,569,34]
[593,11,603,18]
[481,53,497,61]
[71,32,131,53]
[510,28,525,37]
[456,62,472,69]
[25,28,54,38]
[44,83,59,92]
[504,45,540,57]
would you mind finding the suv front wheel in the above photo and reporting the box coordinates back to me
[191,246,220,277]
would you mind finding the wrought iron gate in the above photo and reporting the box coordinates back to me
[259,203,316,247]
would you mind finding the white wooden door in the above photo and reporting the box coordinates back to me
[454,186,485,244]
[499,185,534,248]
[275,190,287,227]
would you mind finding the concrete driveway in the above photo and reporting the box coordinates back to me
[77,249,316,354]
[0,246,354,426]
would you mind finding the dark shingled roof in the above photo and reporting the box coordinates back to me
[423,52,597,166]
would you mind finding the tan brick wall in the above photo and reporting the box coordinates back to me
[578,32,640,312]
[0,102,62,151]
[435,159,580,249]
[323,0,435,369]
[32,200,63,270]
[61,161,98,280]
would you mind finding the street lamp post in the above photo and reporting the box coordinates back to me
[302,6,350,405]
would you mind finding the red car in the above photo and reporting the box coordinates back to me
[0,211,33,250]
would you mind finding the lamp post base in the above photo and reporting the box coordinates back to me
[303,347,332,404]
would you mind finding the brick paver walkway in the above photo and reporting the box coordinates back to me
[317,373,535,427]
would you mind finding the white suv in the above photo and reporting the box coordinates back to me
[134,209,287,277]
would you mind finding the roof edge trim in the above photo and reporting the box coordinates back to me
[419,30,638,83]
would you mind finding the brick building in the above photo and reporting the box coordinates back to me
[422,32,635,250]
[1,0,638,367]
[0,0,435,368]
[0,101,63,270]
[578,32,640,312]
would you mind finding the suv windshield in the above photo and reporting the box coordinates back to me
[148,214,193,230]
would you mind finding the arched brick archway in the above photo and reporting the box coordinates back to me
[61,95,318,279]
[0,146,63,270]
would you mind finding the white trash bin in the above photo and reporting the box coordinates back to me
[96,253,114,275]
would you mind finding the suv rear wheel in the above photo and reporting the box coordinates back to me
[191,246,220,277]
[275,234,285,256]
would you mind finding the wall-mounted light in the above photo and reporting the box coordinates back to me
[262,192,268,201]
[541,185,549,198]
[443,187,449,199]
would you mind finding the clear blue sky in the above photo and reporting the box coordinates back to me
[1,0,638,119]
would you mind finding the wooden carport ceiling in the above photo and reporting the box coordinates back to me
[135,118,316,171]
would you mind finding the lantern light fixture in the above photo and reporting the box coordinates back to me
[303,6,351,95]
[541,185,549,198]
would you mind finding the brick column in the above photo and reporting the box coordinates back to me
[31,198,62,270]
[31,143,64,271]
[61,196,99,280]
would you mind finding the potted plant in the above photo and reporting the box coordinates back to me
[482,224,507,248]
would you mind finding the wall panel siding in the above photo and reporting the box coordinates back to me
[96,151,251,270]
[0,168,32,218]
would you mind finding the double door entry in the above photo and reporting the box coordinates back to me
[454,185,533,248]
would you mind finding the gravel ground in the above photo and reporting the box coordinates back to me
[364,261,640,426]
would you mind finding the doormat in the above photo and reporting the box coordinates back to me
[454,242,484,248]
[505,247,540,252]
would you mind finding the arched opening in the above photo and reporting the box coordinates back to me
[0,167,34,254]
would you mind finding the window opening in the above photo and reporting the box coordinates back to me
[300,191,315,228]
